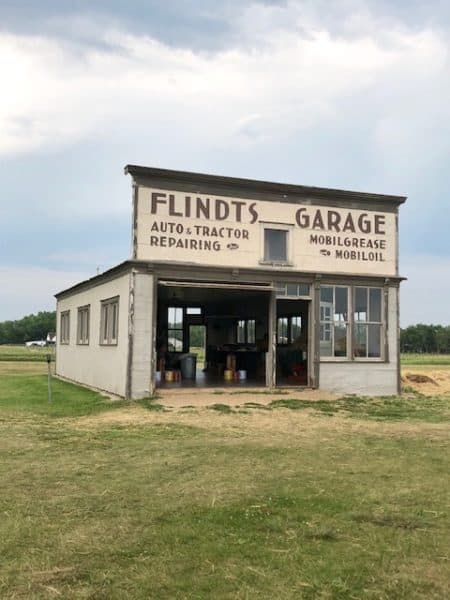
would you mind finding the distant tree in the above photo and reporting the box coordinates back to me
[189,325,205,347]
[400,324,450,353]
[0,311,56,344]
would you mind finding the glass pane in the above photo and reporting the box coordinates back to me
[168,329,183,350]
[103,306,108,341]
[320,325,332,356]
[286,283,297,296]
[334,287,348,322]
[264,229,287,261]
[168,307,183,329]
[291,316,302,341]
[369,288,382,322]
[111,304,118,340]
[297,283,310,296]
[320,286,333,305]
[186,307,202,315]
[237,320,245,343]
[320,304,332,322]
[354,287,367,322]
[354,323,367,357]
[368,324,381,357]
[277,317,288,344]
[247,320,256,343]
[334,323,347,357]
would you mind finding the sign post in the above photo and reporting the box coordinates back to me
[46,353,52,403]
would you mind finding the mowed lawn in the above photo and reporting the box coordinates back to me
[0,360,449,598]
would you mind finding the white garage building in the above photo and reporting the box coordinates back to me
[55,165,406,398]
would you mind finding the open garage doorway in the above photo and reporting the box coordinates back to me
[276,298,310,386]
[156,280,272,388]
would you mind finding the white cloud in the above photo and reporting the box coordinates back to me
[1,5,449,167]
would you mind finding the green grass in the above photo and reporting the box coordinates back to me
[0,344,52,362]
[0,372,128,417]
[268,394,450,422]
[401,353,450,366]
[0,364,449,598]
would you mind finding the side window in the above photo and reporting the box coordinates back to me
[77,305,90,345]
[100,297,119,345]
[354,287,382,358]
[60,310,70,344]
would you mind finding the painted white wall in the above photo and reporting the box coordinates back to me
[319,286,399,396]
[56,273,130,397]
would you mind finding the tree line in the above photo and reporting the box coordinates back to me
[400,324,450,353]
[0,311,56,344]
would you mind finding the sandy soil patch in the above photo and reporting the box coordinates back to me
[402,368,450,396]
[156,386,338,408]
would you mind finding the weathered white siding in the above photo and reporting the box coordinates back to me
[56,273,130,397]
[319,286,399,396]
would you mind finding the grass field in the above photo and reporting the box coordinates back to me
[0,360,449,598]
[401,353,450,366]
[0,344,53,362]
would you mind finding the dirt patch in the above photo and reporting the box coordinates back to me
[404,374,437,385]
[156,386,338,409]
[74,403,450,442]
[402,368,450,396]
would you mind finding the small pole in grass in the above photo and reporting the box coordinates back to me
[46,353,52,403]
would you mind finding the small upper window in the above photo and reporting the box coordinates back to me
[60,310,70,344]
[275,282,310,298]
[77,305,90,345]
[264,228,287,262]
[100,297,119,345]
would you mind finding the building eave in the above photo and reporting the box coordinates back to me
[55,258,407,301]
[124,164,407,207]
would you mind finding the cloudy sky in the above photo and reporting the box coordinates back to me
[1,0,449,325]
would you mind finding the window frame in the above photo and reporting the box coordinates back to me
[60,310,70,345]
[77,305,90,346]
[319,284,385,362]
[319,285,350,360]
[353,286,384,360]
[275,282,311,298]
[100,296,119,346]
[260,223,293,266]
